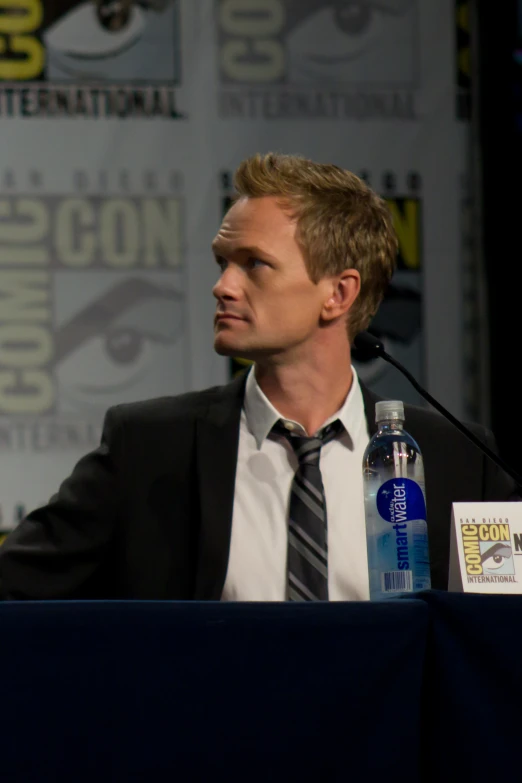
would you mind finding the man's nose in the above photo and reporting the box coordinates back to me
[213,265,241,301]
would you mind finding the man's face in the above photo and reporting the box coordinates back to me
[212,196,334,361]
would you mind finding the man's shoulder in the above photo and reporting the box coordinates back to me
[106,374,246,427]
[362,380,488,442]
[402,399,488,444]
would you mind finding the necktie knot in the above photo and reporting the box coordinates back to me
[273,419,343,466]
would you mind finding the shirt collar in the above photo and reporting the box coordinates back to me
[243,365,364,449]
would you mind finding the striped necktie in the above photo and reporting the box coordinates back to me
[273,419,344,602]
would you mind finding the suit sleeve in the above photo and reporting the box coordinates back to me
[0,406,125,600]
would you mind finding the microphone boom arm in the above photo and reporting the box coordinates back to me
[381,348,522,490]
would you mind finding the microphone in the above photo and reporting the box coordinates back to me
[353,330,522,490]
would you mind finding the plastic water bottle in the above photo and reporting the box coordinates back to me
[363,400,431,600]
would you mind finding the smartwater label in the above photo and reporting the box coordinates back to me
[376,478,427,575]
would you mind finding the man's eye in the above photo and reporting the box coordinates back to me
[248,257,265,269]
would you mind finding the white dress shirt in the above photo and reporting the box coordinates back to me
[222,367,371,601]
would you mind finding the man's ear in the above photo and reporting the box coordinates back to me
[321,270,361,322]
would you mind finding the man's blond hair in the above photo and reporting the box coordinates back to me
[233,152,398,338]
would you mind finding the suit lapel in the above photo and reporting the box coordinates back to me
[194,372,247,599]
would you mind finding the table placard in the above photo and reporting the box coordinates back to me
[449,502,522,592]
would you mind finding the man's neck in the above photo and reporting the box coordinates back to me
[254,355,354,436]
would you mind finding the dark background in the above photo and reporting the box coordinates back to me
[477,0,522,479]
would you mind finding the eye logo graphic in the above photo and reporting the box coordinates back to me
[44,0,180,82]
[217,0,419,120]
[0,192,188,423]
[479,542,514,576]
[0,1,183,118]
[54,277,186,413]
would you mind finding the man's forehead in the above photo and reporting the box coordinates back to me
[214,197,296,245]
[212,212,264,246]
[211,227,272,256]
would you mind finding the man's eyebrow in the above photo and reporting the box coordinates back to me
[211,243,277,261]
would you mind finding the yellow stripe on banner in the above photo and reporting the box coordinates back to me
[459,47,470,79]
[386,198,420,271]
[457,3,469,32]
[230,356,253,378]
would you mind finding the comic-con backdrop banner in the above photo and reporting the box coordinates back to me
[0,0,182,117]
[0,0,477,535]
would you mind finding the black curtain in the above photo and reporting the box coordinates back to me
[476,0,522,479]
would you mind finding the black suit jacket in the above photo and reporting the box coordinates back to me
[0,373,515,599]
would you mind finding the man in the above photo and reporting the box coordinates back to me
[0,153,514,600]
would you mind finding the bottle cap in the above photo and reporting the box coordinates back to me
[375,400,404,423]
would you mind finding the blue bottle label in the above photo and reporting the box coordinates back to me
[376,478,427,524]
[367,477,430,594]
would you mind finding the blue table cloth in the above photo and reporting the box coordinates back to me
[0,599,428,783]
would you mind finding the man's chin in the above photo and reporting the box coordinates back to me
[214,344,235,357]
[213,337,249,358]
